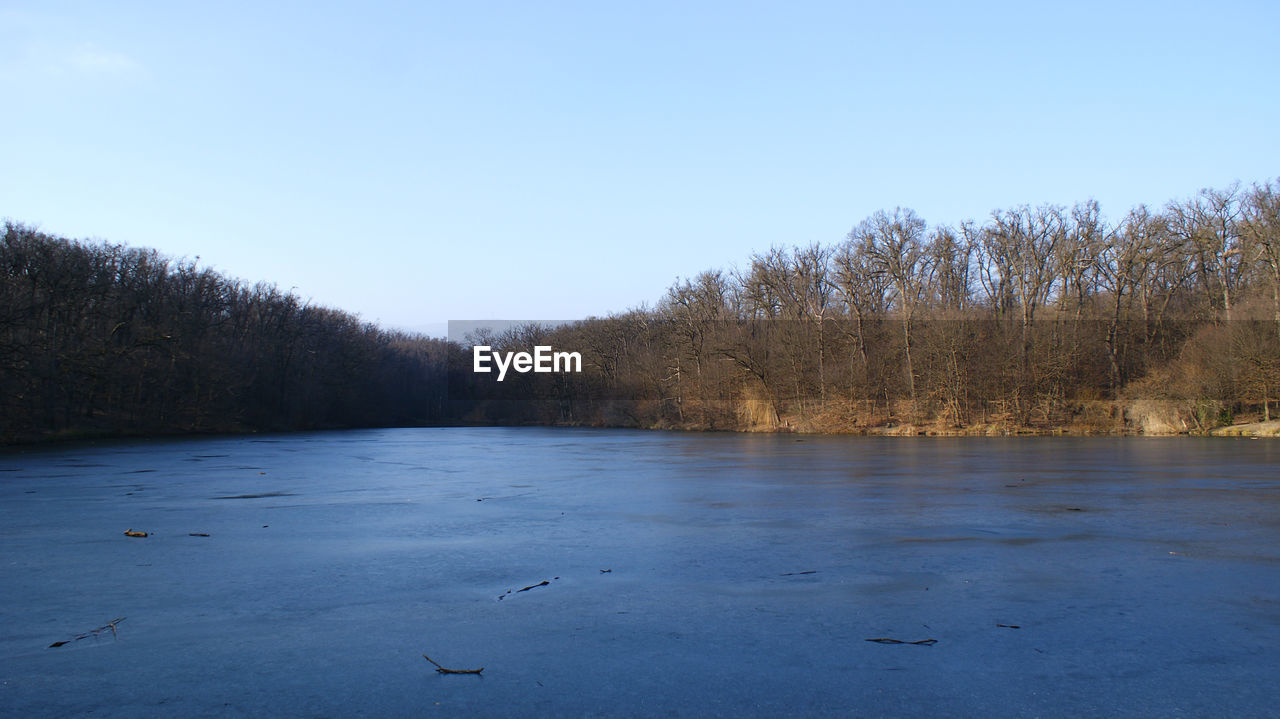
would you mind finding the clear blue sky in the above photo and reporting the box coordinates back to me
[3,1,1277,335]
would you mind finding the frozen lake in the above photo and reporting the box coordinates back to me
[1,428,1278,717]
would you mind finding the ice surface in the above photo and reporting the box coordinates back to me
[1,429,1278,717]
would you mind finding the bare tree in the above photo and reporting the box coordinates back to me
[1241,180,1280,340]
[926,225,973,312]
[790,243,834,400]
[852,208,932,411]
[1096,206,1159,392]
[1167,184,1246,321]
[972,219,1014,318]
[1057,200,1106,320]
[662,270,730,423]
[983,206,1064,387]
[832,236,889,396]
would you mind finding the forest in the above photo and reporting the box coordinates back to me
[4,179,1279,443]
[1,221,449,443]
[453,180,1280,435]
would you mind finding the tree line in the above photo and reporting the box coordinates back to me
[1,222,450,443]
[5,178,1278,442]
[463,180,1280,433]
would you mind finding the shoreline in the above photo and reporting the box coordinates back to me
[4,417,1278,449]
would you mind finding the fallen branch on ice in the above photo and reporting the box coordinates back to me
[865,637,937,646]
[423,655,484,674]
[49,617,126,648]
